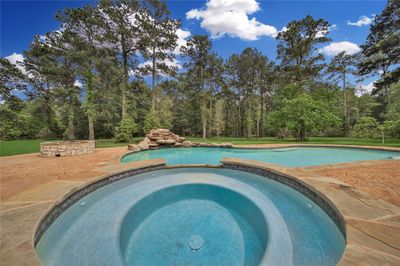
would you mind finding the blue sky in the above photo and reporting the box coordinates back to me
[1,0,387,90]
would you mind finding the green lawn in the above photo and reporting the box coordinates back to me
[0,138,140,157]
[1,137,399,157]
[187,136,400,147]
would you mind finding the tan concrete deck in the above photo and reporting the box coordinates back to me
[1,145,399,265]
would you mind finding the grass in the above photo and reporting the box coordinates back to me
[0,138,140,157]
[1,136,399,157]
[187,136,400,147]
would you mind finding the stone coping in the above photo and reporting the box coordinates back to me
[120,143,400,163]
[219,158,400,265]
[40,140,95,145]
[33,158,348,264]
[231,143,400,152]
[2,145,399,265]
[221,158,346,238]
[33,159,166,248]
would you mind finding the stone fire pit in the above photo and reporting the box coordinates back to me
[40,140,95,157]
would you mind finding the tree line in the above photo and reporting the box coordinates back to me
[1,0,399,142]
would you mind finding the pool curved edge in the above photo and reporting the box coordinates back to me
[32,158,167,249]
[221,158,347,239]
[33,160,349,265]
[120,144,400,163]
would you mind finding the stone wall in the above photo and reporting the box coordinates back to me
[40,141,95,157]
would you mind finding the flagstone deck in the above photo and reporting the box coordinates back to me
[1,145,399,265]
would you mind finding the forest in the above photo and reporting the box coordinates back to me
[1,0,399,142]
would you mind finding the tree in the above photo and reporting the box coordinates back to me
[157,95,174,129]
[326,52,357,136]
[99,0,140,119]
[181,35,214,139]
[358,0,400,106]
[143,110,161,133]
[114,116,137,142]
[0,58,26,99]
[353,116,379,138]
[213,99,224,137]
[269,93,340,141]
[138,0,179,110]
[22,36,67,138]
[57,5,108,140]
[276,15,331,83]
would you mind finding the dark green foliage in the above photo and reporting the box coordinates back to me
[114,116,137,142]
[143,110,161,133]
[1,1,398,143]
[276,15,331,82]
[269,94,340,141]
[358,0,399,103]
[354,117,379,138]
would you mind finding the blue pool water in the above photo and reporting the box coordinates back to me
[36,168,345,266]
[121,147,399,167]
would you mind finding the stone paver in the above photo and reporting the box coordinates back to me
[1,144,400,265]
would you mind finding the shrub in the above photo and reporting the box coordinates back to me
[143,111,160,134]
[353,116,379,138]
[114,117,137,143]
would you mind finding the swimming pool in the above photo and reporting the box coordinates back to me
[35,168,345,266]
[121,147,399,167]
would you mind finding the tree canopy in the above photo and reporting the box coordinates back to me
[1,0,399,142]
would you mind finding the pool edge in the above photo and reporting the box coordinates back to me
[33,159,348,264]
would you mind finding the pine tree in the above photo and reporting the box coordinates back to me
[326,52,357,136]
[138,0,179,110]
[358,0,400,107]
[99,0,140,119]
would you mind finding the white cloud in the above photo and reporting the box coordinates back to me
[315,24,338,38]
[73,80,83,88]
[174,29,191,54]
[5,53,24,64]
[137,59,182,77]
[186,0,277,40]
[5,53,29,76]
[347,15,374,27]
[319,41,361,56]
[139,59,182,70]
[356,81,375,96]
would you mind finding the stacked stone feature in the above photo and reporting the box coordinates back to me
[128,129,185,152]
[127,128,234,153]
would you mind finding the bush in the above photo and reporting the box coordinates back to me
[353,117,379,138]
[383,120,400,138]
[114,117,137,143]
[143,111,160,134]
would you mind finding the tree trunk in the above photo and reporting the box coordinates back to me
[86,74,95,140]
[343,72,349,137]
[122,50,128,119]
[260,87,264,137]
[224,104,229,137]
[202,123,206,140]
[151,45,156,111]
[88,113,94,140]
[247,122,252,140]
[385,86,391,108]
[256,113,260,139]
[65,95,75,140]
[382,68,391,109]
[298,124,306,141]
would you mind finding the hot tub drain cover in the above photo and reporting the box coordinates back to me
[188,235,204,251]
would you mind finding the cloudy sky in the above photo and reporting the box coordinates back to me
[1,0,387,91]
